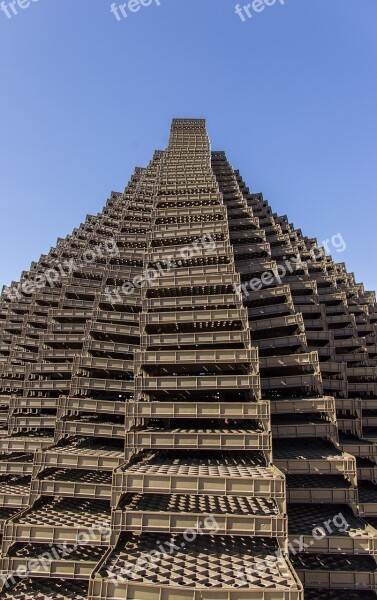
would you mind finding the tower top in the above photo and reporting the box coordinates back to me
[171,118,206,130]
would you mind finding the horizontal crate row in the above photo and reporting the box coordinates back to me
[125,426,272,452]
[112,451,284,501]
[127,399,270,423]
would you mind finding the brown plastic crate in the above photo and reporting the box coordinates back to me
[111,492,287,539]
[30,467,112,501]
[288,504,377,554]
[286,474,357,505]
[140,307,248,327]
[274,438,356,482]
[134,374,260,392]
[0,452,34,476]
[113,451,284,505]
[70,377,134,394]
[291,552,377,590]
[0,543,107,582]
[58,396,126,418]
[0,474,31,508]
[271,414,338,441]
[134,347,258,368]
[125,424,271,452]
[359,482,377,517]
[142,328,251,348]
[89,533,303,600]
[55,416,125,441]
[339,435,377,460]
[270,397,335,416]
[143,292,242,311]
[0,432,54,454]
[142,271,240,291]
[127,399,269,424]
[256,334,308,354]
[1,497,112,554]
[32,438,125,474]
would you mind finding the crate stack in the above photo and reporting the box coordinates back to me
[87,119,302,600]
[211,151,377,598]
[0,118,375,598]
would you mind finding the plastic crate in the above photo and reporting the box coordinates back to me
[88,533,303,600]
[274,438,356,482]
[113,451,284,506]
[125,424,271,452]
[30,467,112,501]
[111,492,287,539]
[1,497,112,554]
[0,543,107,582]
[288,504,377,554]
[32,438,125,474]
[291,552,377,590]
[128,399,269,424]
[286,474,358,505]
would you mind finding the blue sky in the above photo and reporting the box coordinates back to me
[0,0,376,291]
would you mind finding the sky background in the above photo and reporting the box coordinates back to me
[0,0,376,292]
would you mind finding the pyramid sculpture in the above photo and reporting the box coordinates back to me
[0,118,376,599]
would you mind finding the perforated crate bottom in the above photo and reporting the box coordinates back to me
[0,577,88,599]
[286,475,352,489]
[0,452,33,466]
[126,450,271,479]
[339,435,375,448]
[100,533,297,590]
[291,553,377,572]
[0,506,21,521]
[288,504,366,536]
[273,438,343,460]
[15,497,111,529]
[359,481,377,502]
[357,458,377,469]
[120,493,280,516]
[40,468,112,485]
[0,474,31,495]
[8,542,107,563]
[46,437,124,459]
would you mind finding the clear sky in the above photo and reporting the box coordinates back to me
[0,0,376,292]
